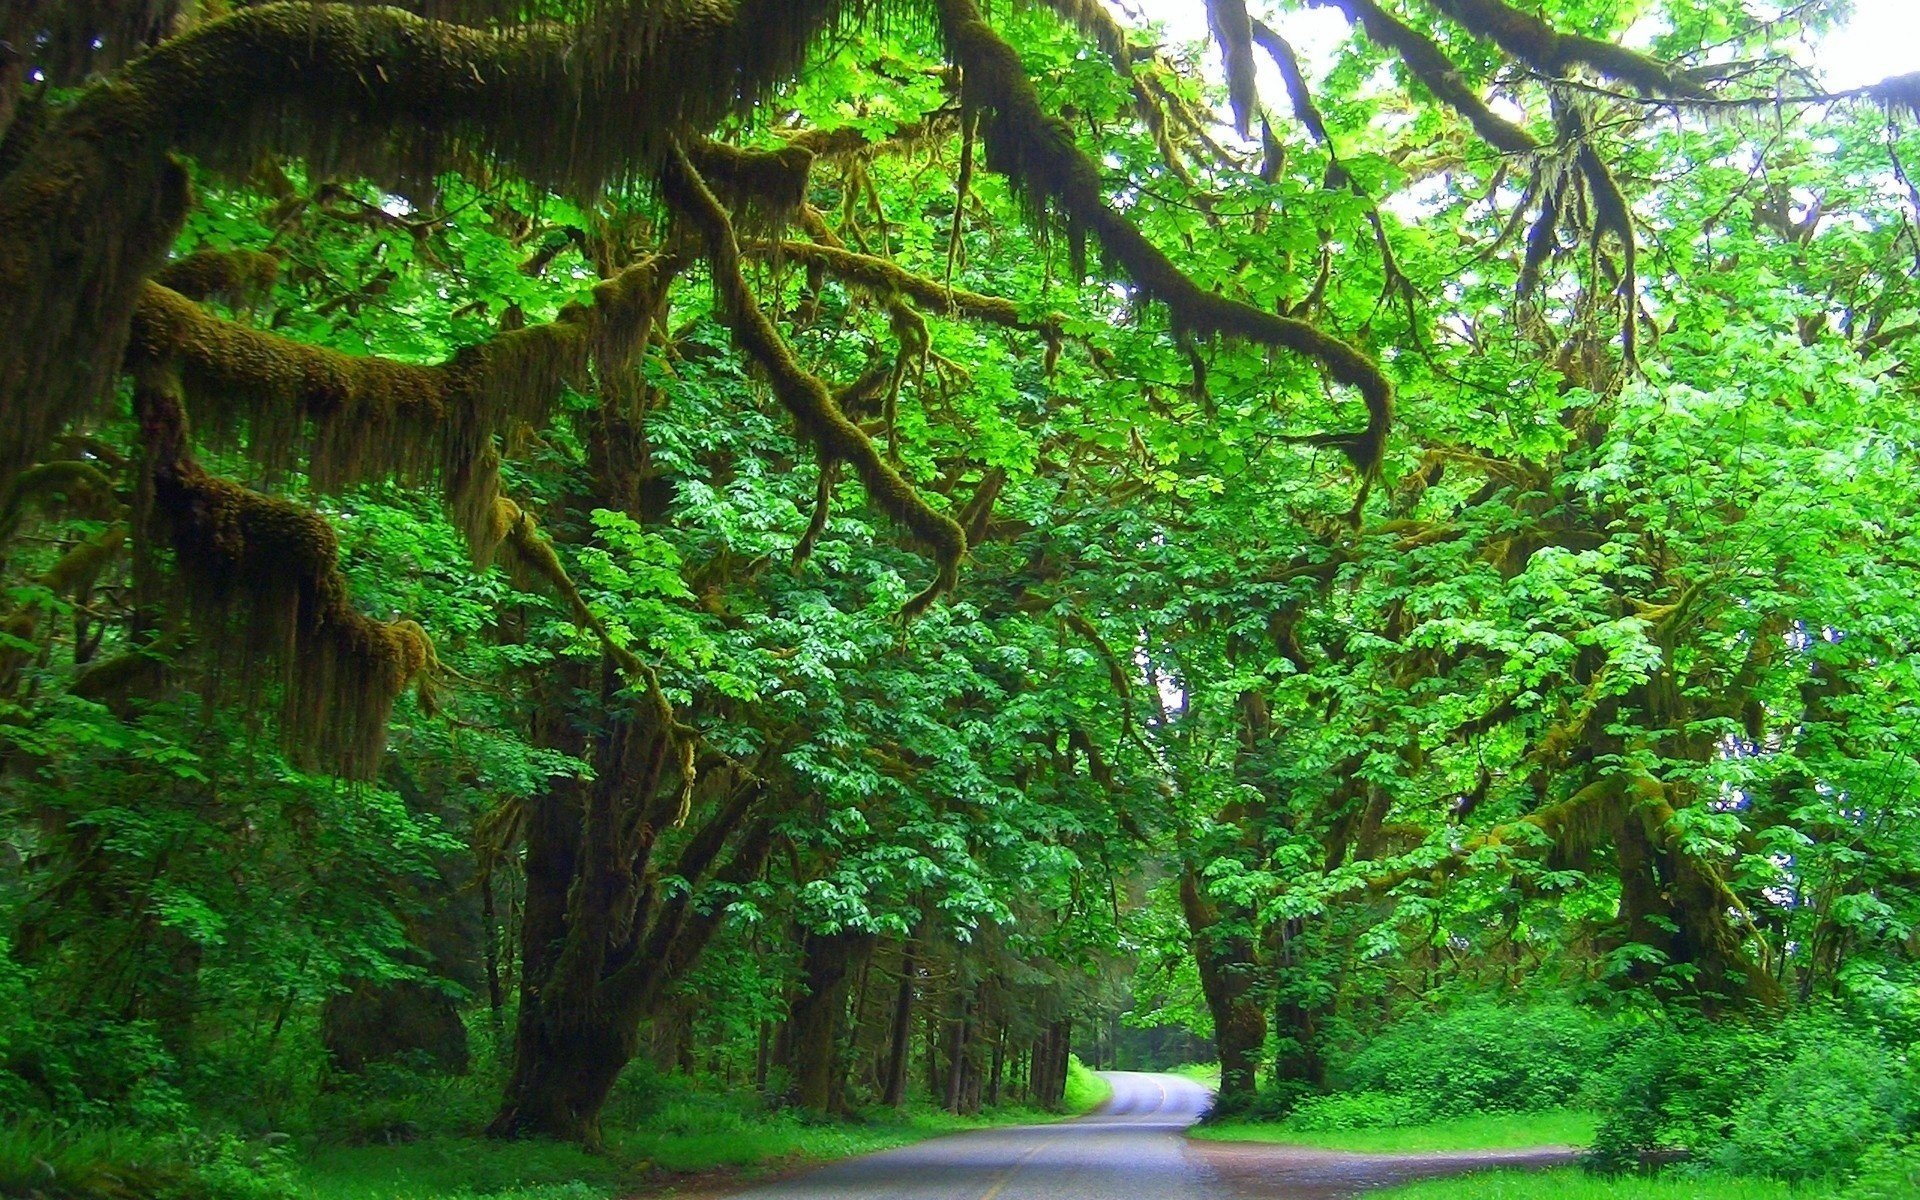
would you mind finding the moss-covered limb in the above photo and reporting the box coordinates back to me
[956,465,1005,547]
[1034,0,1135,74]
[489,496,678,734]
[125,256,665,555]
[1426,0,1706,98]
[0,0,846,497]
[1252,19,1334,151]
[1621,772,1784,1006]
[1564,108,1638,363]
[0,461,119,544]
[662,142,966,617]
[792,458,841,568]
[133,381,431,778]
[684,138,815,222]
[1309,0,1538,156]
[743,238,1064,337]
[781,114,960,161]
[936,0,1393,475]
[1205,0,1260,138]
[151,247,281,304]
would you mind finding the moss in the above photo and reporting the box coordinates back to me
[0,0,850,496]
[664,142,967,617]
[936,0,1393,476]
[126,256,663,558]
[151,246,281,304]
[1427,0,1707,97]
[134,381,431,777]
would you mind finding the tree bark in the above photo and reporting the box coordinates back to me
[1181,865,1265,1117]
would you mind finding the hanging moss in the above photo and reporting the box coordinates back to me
[0,0,851,497]
[134,381,432,777]
[125,257,664,558]
[936,0,1393,476]
[1203,0,1259,138]
[663,142,966,617]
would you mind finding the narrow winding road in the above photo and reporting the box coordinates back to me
[722,1072,1575,1200]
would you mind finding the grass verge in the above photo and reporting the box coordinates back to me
[1165,1062,1222,1089]
[1190,1108,1599,1154]
[1369,1166,1836,1200]
[298,1060,1112,1200]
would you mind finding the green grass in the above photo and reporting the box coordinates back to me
[1192,1108,1600,1154]
[1063,1057,1114,1115]
[1370,1166,1838,1200]
[296,1068,1113,1200]
[1165,1062,1222,1088]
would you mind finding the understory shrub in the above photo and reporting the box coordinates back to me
[1842,1136,1920,1200]
[1330,999,1618,1119]
[1284,1089,1429,1131]
[1587,1012,1912,1181]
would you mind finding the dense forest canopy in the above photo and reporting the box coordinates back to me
[1,0,1918,1192]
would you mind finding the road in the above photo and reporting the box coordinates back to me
[720,1071,1575,1200]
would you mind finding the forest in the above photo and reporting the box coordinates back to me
[0,0,1916,1197]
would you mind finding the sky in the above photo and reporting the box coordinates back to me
[1818,0,1920,88]
[1133,0,1919,90]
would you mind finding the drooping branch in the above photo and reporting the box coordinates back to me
[936,0,1393,474]
[1310,0,1539,155]
[0,0,847,494]
[661,142,967,617]
[1426,0,1707,98]
[133,380,433,778]
[124,258,667,558]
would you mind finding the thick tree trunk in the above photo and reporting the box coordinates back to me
[787,928,872,1113]
[489,1007,636,1148]
[1182,866,1265,1118]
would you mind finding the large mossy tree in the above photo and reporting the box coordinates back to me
[2,0,1919,1147]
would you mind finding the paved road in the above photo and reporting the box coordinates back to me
[720,1071,1575,1200]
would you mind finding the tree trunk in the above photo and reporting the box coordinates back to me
[787,928,872,1113]
[883,936,917,1107]
[1182,865,1265,1117]
[489,1006,636,1147]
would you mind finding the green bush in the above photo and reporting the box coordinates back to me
[0,1123,295,1200]
[1333,1000,1618,1118]
[1284,1089,1429,1131]
[1717,1037,1906,1181]
[1844,1136,1920,1200]
[1587,1013,1911,1181]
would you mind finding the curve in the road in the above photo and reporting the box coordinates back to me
[718,1071,1573,1200]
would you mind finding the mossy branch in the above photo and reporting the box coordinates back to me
[0,0,846,493]
[661,141,967,618]
[936,0,1393,475]
[742,238,1063,337]
[125,258,666,558]
[1311,0,1539,155]
[1204,0,1261,138]
[1427,0,1707,98]
[134,380,433,778]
